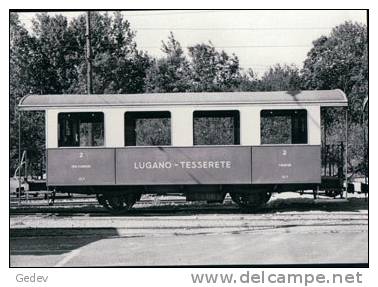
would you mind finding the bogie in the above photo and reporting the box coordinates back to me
[96,193,141,215]
[229,186,272,209]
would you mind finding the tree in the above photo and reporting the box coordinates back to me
[68,12,152,94]
[188,42,241,92]
[145,36,244,93]
[10,13,46,175]
[302,21,367,121]
[145,32,191,92]
[259,64,301,91]
[9,12,153,175]
[30,13,82,94]
[301,21,368,174]
[236,69,260,92]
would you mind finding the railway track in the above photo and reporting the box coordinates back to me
[9,196,194,212]
[10,203,368,217]
[10,195,236,215]
[10,211,368,240]
[10,191,368,216]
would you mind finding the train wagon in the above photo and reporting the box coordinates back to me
[18,90,348,213]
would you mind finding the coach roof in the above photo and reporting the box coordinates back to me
[18,89,347,110]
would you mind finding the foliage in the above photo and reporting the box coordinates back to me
[68,12,152,94]
[193,115,237,145]
[10,13,45,175]
[30,13,79,94]
[236,65,301,92]
[188,42,241,92]
[145,32,191,93]
[261,116,292,144]
[135,118,171,146]
[9,12,152,175]
[259,64,301,91]
[236,69,261,92]
[301,21,368,175]
[302,22,367,120]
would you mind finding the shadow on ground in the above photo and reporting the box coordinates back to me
[10,227,120,256]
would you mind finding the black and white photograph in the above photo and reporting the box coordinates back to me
[8,8,368,275]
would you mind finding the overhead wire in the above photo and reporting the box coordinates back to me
[14,12,314,73]
[17,17,332,32]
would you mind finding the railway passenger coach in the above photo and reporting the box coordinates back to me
[18,90,348,213]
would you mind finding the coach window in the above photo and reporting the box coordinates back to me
[260,109,307,144]
[193,110,240,145]
[58,112,104,147]
[125,111,171,146]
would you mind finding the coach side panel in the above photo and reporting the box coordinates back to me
[47,145,320,186]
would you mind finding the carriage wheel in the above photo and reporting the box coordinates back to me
[230,189,271,209]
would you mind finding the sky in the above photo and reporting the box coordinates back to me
[17,10,367,76]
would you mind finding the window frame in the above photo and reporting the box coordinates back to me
[124,111,172,147]
[57,111,105,148]
[260,109,308,145]
[192,110,240,146]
